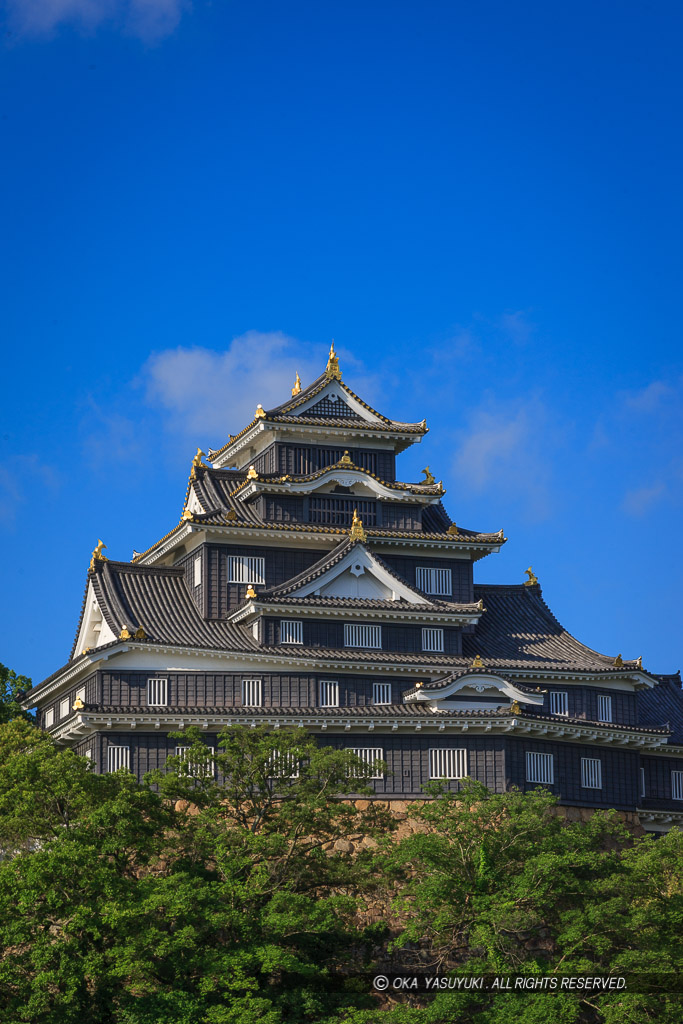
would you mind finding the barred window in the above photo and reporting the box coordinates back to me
[346,747,384,779]
[416,567,452,596]
[242,678,263,707]
[344,623,381,649]
[372,682,392,705]
[549,691,569,716]
[280,620,303,645]
[147,678,168,706]
[194,556,201,587]
[422,628,444,653]
[640,767,646,799]
[429,748,467,780]
[581,757,602,789]
[175,746,215,778]
[268,752,300,779]
[107,746,130,773]
[227,555,265,585]
[44,708,54,728]
[319,680,339,707]
[526,751,554,785]
[597,694,612,723]
[60,697,71,719]
[75,686,86,704]
[672,770,683,801]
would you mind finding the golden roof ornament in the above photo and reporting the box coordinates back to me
[72,697,85,711]
[190,448,205,479]
[349,508,367,543]
[254,403,267,419]
[524,566,538,587]
[246,465,259,480]
[415,681,423,689]
[134,627,147,640]
[291,371,302,396]
[245,585,257,599]
[471,654,484,669]
[509,700,521,715]
[613,653,624,668]
[325,341,342,381]
[447,523,459,536]
[421,466,435,485]
[181,508,194,521]
[90,540,107,570]
[477,598,485,611]
[226,508,237,520]
[340,450,352,465]
[636,655,643,669]
[119,627,132,640]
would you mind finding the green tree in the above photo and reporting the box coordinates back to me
[0,662,33,723]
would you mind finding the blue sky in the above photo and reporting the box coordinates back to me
[1,1,682,684]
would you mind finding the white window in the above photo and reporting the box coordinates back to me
[549,691,569,716]
[268,752,300,779]
[372,682,392,705]
[526,751,554,785]
[640,767,646,799]
[175,745,215,778]
[107,746,130,772]
[147,678,168,706]
[84,749,92,761]
[280,620,303,645]
[344,623,382,649]
[429,748,467,780]
[346,747,384,779]
[194,556,201,587]
[75,686,86,704]
[672,770,683,801]
[597,695,612,723]
[581,757,602,789]
[60,697,71,719]
[44,708,54,728]
[422,628,444,653]
[242,678,262,707]
[228,555,265,585]
[319,680,339,707]
[416,567,452,596]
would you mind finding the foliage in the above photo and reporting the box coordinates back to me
[0,661,33,723]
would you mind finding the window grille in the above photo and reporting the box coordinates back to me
[147,678,168,706]
[280,620,303,645]
[640,767,646,799]
[268,752,300,779]
[75,686,86,704]
[346,748,384,779]
[416,567,452,596]
[672,770,683,801]
[194,556,201,587]
[44,708,54,728]
[549,691,569,716]
[319,680,339,707]
[60,697,71,719]
[581,757,602,789]
[526,751,554,784]
[175,746,215,778]
[227,555,265,585]
[307,396,360,419]
[597,694,612,723]
[372,682,392,705]
[355,451,378,474]
[422,628,444,652]
[242,678,263,707]
[344,623,382,649]
[309,497,377,527]
[107,746,130,772]
[429,748,467,780]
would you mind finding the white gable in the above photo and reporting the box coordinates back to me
[73,581,117,657]
[291,546,426,603]
[407,672,544,710]
[292,381,384,424]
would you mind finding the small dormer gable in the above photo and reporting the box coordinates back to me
[290,379,383,425]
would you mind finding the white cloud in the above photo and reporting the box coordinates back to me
[5,0,184,41]
[620,380,675,414]
[0,455,61,529]
[622,482,667,517]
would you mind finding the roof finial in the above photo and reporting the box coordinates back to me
[349,508,367,542]
[613,653,624,668]
[325,340,342,381]
[471,654,484,668]
[254,403,267,419]
[524,566,538,587]
[421,466,435,485]
[90,540,107,570]
[291,371,302,396]
[190,448,205,480]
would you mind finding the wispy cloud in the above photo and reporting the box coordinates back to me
[0,455,61,530]
[622,482,667,517]
[5,0,185,41]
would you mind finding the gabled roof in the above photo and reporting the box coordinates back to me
[463,583,644,673]
[231,458,445,501]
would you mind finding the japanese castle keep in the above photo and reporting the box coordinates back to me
[24,345,683,832]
